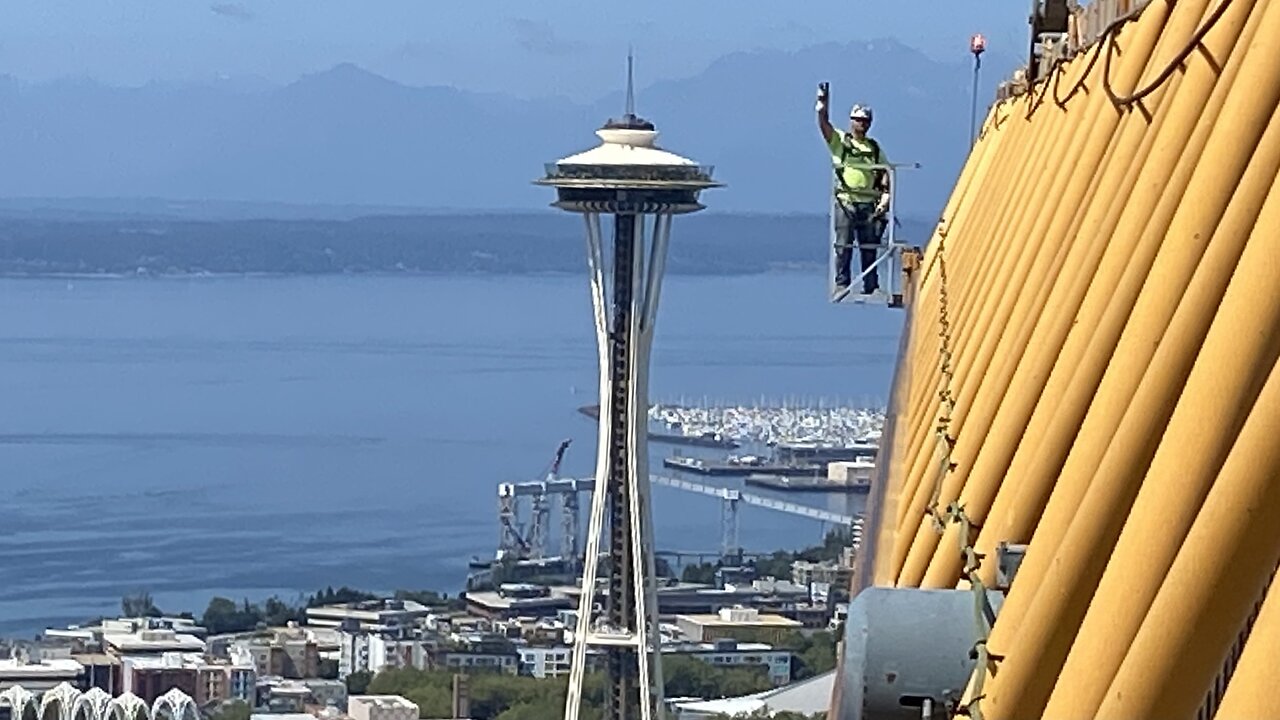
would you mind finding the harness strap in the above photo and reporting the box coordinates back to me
[833,133,889,207]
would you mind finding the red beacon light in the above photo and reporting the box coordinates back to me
[971,33,987,56]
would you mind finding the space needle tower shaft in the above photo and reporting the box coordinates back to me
[537,56,721,720]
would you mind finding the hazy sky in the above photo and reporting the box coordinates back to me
[1,1,1029,99]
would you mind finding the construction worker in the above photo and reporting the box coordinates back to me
[817,82,891,297]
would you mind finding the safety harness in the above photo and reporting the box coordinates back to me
[834,133,891,238]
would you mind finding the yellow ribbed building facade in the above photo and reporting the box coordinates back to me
[838,0,1280,718]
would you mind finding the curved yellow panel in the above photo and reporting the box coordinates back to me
[852,1,1280,718]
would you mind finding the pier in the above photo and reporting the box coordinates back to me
[494,474,860,564]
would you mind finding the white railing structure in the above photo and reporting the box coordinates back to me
[104,694,149,720]
[71,689,112,720]
[1,686,38,720]
[39,683,82,720]
[149,689,198,720]
[1,687,199,720]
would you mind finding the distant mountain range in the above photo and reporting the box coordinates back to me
[0,40,1016,218]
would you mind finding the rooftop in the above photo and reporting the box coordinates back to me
[667,641,777,653]
[309,599,428,612]
[306,600,430,624]
[465,585,579,612]
[672,670,835,716]
[678,608,803,628]
[69,653,120,666]
[103,629,205,653]
[349,696,417,710]
[0,658,84,676]
[121,651,252,671]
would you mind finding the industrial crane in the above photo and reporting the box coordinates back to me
[497,439,574,562]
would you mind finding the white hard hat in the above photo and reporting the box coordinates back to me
[850,104,873,120]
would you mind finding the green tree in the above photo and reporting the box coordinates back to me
[202,597,246,634]
[349,661,782,719]
[345,671,373,695]
[121,590,160,618]
[309,586,378,607]
[797,528,851,563]
[663,655,771,699]
[753,550,795,580]
[496,697,593,720]
[467,673,554,719]
[262,596,302,626]
[208,701,251,720]
[776,630,838,681]
[402,686,451,719]
[681,562,718,584]
[367,667,436,696]
[393,589,444,605]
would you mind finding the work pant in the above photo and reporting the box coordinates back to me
[834,200,884,293]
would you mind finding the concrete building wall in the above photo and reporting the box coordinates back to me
[348,695,418,720]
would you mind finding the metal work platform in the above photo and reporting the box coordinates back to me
[828,162,921,308]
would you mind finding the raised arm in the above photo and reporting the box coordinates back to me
[817,82,836,144]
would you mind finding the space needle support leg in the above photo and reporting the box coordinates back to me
[626,214,652,720]
[627,212,669,720]
[637,212,673,718]
[565,212,612,720]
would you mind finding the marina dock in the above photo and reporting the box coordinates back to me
[662,455,826,477]
[744,473,871,494]
[577,404,740,449]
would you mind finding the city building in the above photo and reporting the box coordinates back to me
[462,586,577,620]
[69,653,121,694]
[675,607,803,645]
[233,629,320,680]
[826,459,874,486]
[108,617,207,637]
[517,642,790,684]
[790,560,853,591]
[668,640,793,686]
[306,600,431,631]
[338,630,428,678]
[42,618,208,659]
[0,652,83,693]
[347,695,418,720]
[253,676,347,712]
[783,603,832,629]
[120,654,198,704]
[256,679,312,713]
[516,647,572,679]
[226,646,259,701]
[117,651,255,706]
[465,580,814,622]
[434,634,519,676]
[103,628,205,655]
[302,679,348,709]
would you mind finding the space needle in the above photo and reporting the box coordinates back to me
[537,56,721,720]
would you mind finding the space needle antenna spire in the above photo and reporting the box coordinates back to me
[625,48,636,118]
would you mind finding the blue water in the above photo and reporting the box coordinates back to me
[0,273,902,635]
